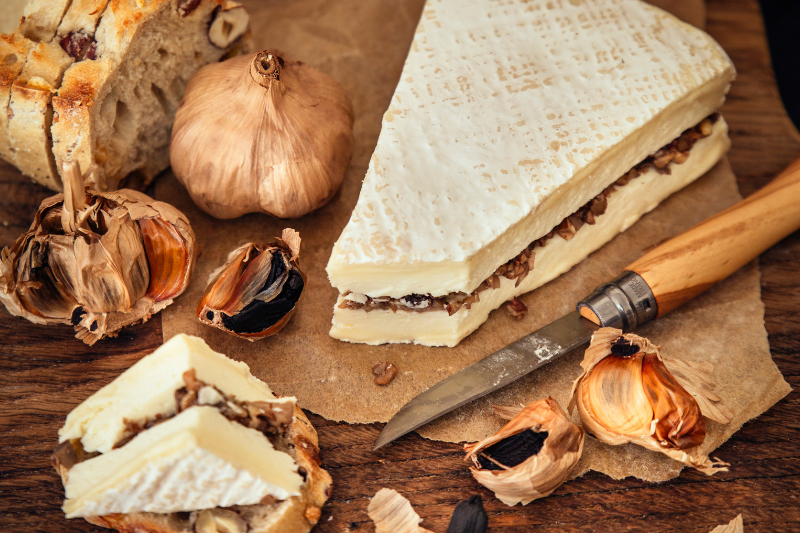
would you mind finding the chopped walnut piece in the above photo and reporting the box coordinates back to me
[260,494,278,506]
[335,115,718,317]
[507,297,528,320]
[372,361,399,385]
[555,218,577,240]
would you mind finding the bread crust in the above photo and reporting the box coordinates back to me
[19,0,72,42]
[0,33,35,162]
[51,0,243,191]
[3,0,249,191]
[62,406,332,533]
[8,40,73,189]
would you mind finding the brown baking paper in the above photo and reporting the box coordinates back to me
[157,0,790,482]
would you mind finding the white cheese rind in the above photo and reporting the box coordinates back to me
[59,334,287,454]
[327,0,734,298]
[63,406,303,517]
[330,119,729,346]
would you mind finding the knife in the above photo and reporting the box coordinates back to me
[374,157,800,451]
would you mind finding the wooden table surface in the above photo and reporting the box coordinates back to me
[1,0,799,531]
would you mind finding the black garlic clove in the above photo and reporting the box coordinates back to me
[446,495,488,533]
[197,229,305,341]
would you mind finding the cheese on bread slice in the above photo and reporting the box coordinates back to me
[57,334,304,518]
[326,0,735,346]
[63,406,302,517]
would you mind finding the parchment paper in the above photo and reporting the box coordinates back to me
[157,0,791,482]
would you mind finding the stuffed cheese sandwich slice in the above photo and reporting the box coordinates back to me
[326,0,735,347]
[53,334,331,533]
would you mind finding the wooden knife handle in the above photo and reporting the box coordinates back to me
[627,157,800,317]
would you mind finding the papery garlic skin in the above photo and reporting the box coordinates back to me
[197,229,305,341]
[464,397,584,506]
[367,488,432,533]
[170,50,355,219]
[0,162,196,345]
[569,328,727,475]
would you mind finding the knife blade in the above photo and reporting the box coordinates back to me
[374,156,800,451]
[373,311,598,450]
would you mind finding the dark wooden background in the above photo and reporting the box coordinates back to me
[1,0,799,531]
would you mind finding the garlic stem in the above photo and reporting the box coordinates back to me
[249,51,281,88]
[60,161,86,233]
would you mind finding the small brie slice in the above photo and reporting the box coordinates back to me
[63,406,303,518]
[59,333,293,454]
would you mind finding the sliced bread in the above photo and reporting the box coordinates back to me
[1,0,251,192]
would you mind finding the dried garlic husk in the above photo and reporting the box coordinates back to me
[170,49,355,219]
[0,162,196,345]
[464,397,584,506]
[367,488,432,533]
[569,327,731,475]
[197,229,305,340]
[710,514,744,533]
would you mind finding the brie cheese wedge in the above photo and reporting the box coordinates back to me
[327,0,735,346]
[57,334,304,517]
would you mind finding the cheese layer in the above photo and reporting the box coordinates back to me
[60,333,285,454]
[330,118,729,346]
[63,406,303,517]
[327,0,734,297]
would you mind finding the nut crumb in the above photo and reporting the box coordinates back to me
[372,361,398,385]
[507,297,528,320]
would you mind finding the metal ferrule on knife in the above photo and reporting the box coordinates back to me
[577,271,658,331]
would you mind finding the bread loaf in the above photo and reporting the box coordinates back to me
[1,0,251,192]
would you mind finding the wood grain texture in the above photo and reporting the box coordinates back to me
[628,157,800,317]
[0,0,799,532]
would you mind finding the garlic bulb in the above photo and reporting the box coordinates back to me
[367,488,432,533]
[0,162,196,345]
[197,229,305,340]
[464,397,584,506]
[569,328,730,475]
[170,50,355,219]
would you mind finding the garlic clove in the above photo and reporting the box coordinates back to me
[570,327,729,475]
[446,495,488,533]
[0,161,197,345]
[464,397,584,506]
[208,1,250,49]
[194,508,248,533]
[139,217,191,301]
[578,352,655,442]
[170,50,354,219]
[15,236,80,320]
[197,229,305,340]
[642,352,705,450]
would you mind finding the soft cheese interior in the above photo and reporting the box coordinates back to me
[327,0,735,298]
[60,334,285,454]
[63,406,302,518]
[331,118,729,346]
[58,334,304,517]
